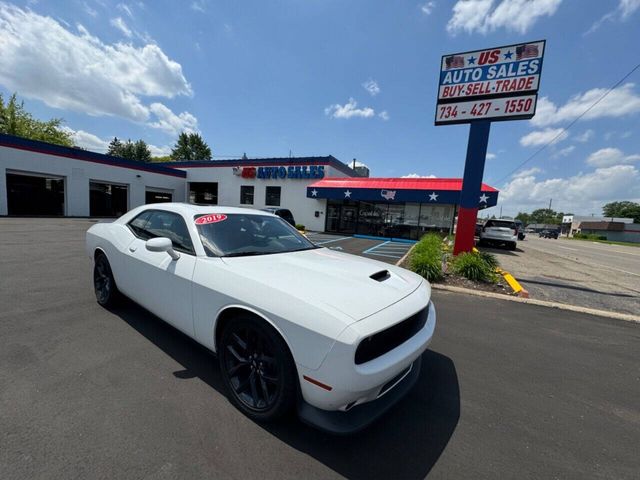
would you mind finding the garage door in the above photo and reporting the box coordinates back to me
[90,181,128,217]
[6,171,65,216]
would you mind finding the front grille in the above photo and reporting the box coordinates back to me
[354,306,428,365]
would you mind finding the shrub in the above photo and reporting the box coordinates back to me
[478,250,499,270]
[574,232,607,241]
[295,224,306,231]
[452,252,496,282]
[409,233,444,282]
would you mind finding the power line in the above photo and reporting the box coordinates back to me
[496,61,640,185]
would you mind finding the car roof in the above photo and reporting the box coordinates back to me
[138,202,276,217]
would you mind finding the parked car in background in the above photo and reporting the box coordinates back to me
[539,229,559,239]
[479,219,518,250]
[261,207,295,226]
[514,220,526,240]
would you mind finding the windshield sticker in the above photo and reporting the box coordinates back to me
[195,214,227,225]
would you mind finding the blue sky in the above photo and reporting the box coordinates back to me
[1,0,639,216]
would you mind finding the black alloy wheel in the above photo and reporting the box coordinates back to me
[219,317,296,421]
[94,253,118,307]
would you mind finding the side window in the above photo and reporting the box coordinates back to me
[128,210,195,255]
[128,211,153,239]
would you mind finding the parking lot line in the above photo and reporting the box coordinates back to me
[362,240,412,259]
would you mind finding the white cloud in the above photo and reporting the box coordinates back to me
[574,129,593,143]
[378,110,390,121]
[148,102,198,136]
[620,0,640,17]
[117,3,134,18]
[552,145,575,158]
[586,0,640,34]
[421,1,436,15]
[520,128,568,147]
[486,152,497,160]
[513,167,541,178]
[362,79,380,96]
[191,0,207,12]
[324,98,375,119]
[61,126,171,156]
[500,164,640,215]
[402,173,437,178]
[531,83,640,127]
[447,0,562,35]
[83,2,97,17]
[110,17,132,38]
[0,4,195,135]
[60,126,109,152]
[586,148,640,167]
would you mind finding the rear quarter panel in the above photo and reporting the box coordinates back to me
[86,222,134,293]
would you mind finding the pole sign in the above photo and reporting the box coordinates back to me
[435,40,545,125]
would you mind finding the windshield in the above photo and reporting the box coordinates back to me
[194,213,317,257]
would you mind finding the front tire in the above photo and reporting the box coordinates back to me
[218,316,297,422]
[93,253,119,307]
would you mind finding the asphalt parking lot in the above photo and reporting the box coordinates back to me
[304,232,414,264]
[1,218,639,479]
[481,236,640,315]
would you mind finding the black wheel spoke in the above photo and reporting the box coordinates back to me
[259,376,270,401]
[232,332,247,352]
[261,373,278,384]
[226,344,247,363]
[228,361,248,376]
[235,374,251,394]
[249,372,260,407]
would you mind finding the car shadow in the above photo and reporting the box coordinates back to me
[108,300,460,480]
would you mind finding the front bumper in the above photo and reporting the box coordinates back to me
[297,355,422,434]
[295,290,435,433]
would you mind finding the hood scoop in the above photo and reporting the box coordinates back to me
[370,270,391,282]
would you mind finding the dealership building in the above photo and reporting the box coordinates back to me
[0,133,500,240]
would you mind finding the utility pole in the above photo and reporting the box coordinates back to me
[499,205,503,218]
[548,198,552,211]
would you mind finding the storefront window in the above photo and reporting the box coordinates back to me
[240,185,254,205]
[189,182,218,205]
[265,186,281,206]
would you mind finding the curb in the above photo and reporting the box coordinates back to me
[430,284,640,324]
[395,243,416,267]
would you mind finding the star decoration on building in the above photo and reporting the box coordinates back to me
[467,56,476,65]
[428,192,438,201]
[479,194,489,203]
[344,190,352,198]
[310,189,318,197]
[503,50,513,60]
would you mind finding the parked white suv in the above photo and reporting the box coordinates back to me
[479,219,518,250]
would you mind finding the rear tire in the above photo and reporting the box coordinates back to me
[508,242,517,251]
[218,316,297,422]
[93,253,120,307]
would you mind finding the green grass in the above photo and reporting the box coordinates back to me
[567,237,640,248]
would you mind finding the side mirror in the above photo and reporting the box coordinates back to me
[145,237,180,260]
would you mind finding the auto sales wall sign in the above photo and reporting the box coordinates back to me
[435,40,545,125]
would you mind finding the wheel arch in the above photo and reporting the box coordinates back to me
[213,305,296,363]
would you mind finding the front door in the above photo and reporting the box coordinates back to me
[339,206,357,233]
[124,210,197,336]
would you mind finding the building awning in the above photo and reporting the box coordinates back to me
[306,177,499,208]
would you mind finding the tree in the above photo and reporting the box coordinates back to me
[0,93,73,147]
[515,212,531,226]
[170,132,212,161]
[150,155,172,163]
[107,137,152,162]
[602,201,640,223]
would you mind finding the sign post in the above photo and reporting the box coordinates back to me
[435,40,546,255]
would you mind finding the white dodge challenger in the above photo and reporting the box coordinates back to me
[86,203,436,433]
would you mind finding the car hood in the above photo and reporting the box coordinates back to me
[220,247,425,321]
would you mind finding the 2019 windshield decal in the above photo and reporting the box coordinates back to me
[195,214,227,225]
